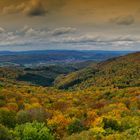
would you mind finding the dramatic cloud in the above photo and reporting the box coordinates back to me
[0,0,140,51]
[2,0,47,17]
[110,15,135,25]
[50,27,76,36]
[23,0,46,16]
[52,34,138,45]
[51,34,140,51]
[0,26,140,51]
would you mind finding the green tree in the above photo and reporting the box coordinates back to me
[0,109,16,128]
[67,119,86,135]
[14,121,54,140]
[0,124,13,140]
[102,117,121,131]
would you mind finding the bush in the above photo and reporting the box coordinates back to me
[16,108,48,124]
[14,121,54,140]
[0,124,13,140]
[0,108,16,128]
[16,110,31,124]
[67,119,86,135]
[102,117,121,131]
[0,99,6,107]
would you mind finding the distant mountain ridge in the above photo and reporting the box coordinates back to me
[0,50,132,55]
[0,50,131,65]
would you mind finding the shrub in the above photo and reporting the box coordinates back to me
[16,110,31,124]
[63,130,95,140]
[16,108,48,124]
[0,99,6,107]
[0,124,13,140]
[67,119,86,135]
[102,117,121,131]
[14,121,54,140]
[0,108,16,128]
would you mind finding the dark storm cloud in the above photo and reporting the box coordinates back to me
[24,0,47,16]
[110,15,135,25]
[2,0,47,17]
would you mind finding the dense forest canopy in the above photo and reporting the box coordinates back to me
[0,52,140,140]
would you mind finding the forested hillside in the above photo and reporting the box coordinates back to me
[0,61,95,87]
[0,52,140,140]
[55,52,140,90]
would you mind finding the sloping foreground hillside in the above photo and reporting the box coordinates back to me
[54,52,140,89]
[0,84,140,139]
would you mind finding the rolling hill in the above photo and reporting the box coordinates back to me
[54,52,140,89]
[0,61,95,87]
[0,50,131,87]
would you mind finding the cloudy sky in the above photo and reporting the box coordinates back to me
[0,0,140,51]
